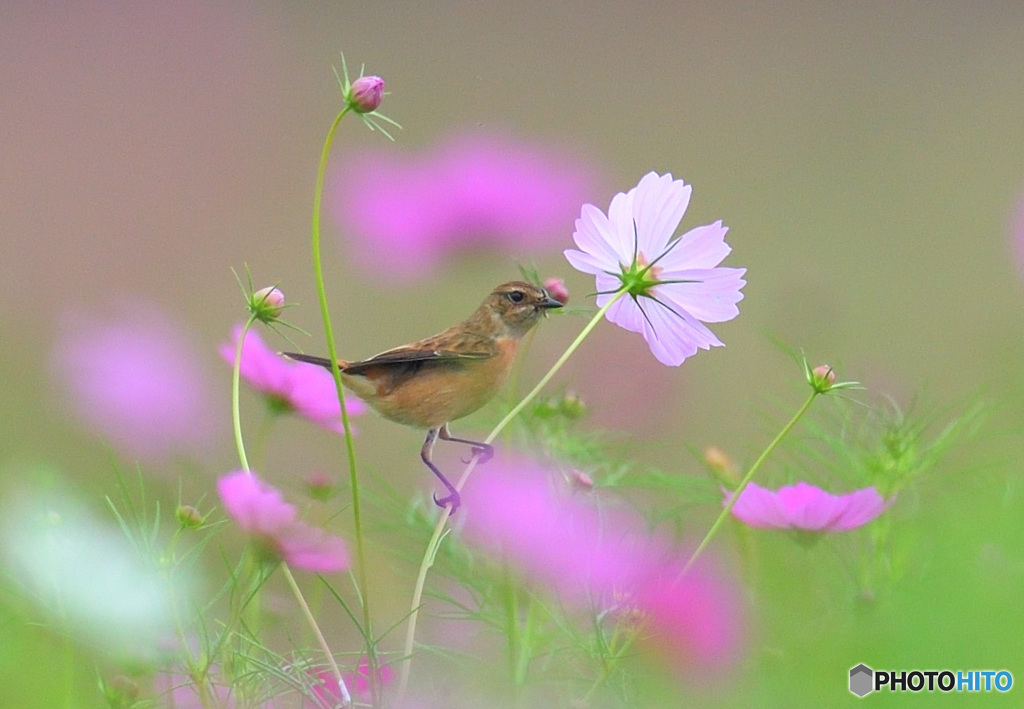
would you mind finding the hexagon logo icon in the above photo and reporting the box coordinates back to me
[850,664,873,697]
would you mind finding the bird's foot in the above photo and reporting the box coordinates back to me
[460,443,494,465]
[432,490,462,515]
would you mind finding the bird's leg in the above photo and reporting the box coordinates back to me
[438,423,494,465]
[421,427,460,514]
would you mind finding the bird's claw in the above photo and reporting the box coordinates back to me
[432,490,461,515]
[460,444,494,465]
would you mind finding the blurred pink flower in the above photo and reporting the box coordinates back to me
[217,470,348,573]
[220,326,365,433]
[462,460,744,675]
[50,301,218,462]
[565,172,746,366]
[725,482,893,531]
[332,132,600,278]
[308,657,394,706]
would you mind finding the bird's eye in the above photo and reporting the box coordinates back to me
[507,290,525,303]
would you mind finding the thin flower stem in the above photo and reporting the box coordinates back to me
[310,107,380,702]
[681,388,820,574]
[397,289,628,699]
[231,316,259,473]
[282,564,352,707]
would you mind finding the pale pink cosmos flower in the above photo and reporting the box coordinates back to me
[332,132,599,278]
[217,471,348,573]
[220,326,365,433]
[462,460,744,675]
[565,172,746,366]
[50,301,218,462]
[725,481,893,532]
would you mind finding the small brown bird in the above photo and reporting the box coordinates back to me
[284,281,563,513]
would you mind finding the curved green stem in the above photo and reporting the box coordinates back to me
[397,289,628,698]
[682,388,820,574]
[231,316,259,473]
[310,106,379,702]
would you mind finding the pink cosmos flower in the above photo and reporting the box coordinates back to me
[217,471,348,573]
[332,132,599,278]
[564,172,746,366]
[462,460,744,675]
[220,326,365,433]
[725,482,893,532]
[50,301,218,462]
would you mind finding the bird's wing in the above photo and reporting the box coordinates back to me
[343,345,493,375]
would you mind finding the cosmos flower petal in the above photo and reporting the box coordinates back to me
[832,488,895,530]
[564,247,613,277]
[605,188,640,264]
[275,522,349,573]
[657,268,748,323]
[631,172,692,256]
[217,471,349,573]
[217,470,296,533]
[638,299,704,366]
[571,203,627,266]
[221,327,363,433]
[726,482,892,532]
[657,221,732,271]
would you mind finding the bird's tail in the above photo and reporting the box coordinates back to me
[280,352,348,370]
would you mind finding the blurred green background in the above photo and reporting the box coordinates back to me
[3,2,1023,706]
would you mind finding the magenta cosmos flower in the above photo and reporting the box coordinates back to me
[332,132,599,278]
[220,326,365,433]
[565,172,746,366]
[462,460,744,674]
[217,470,348,573]
[725,482,893,532]
[50,301,218,462]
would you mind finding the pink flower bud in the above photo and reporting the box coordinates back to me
[704,446,740,486]
[176,504,205,529]
[252,286,285,319]
[544,277,569,305]
[810,364,836,392]
[568,469,594,492]
[349,76,384,113]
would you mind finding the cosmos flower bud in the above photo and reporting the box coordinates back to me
[176,505,205,529]
[543,277,569,305]
[305,470,336,501]
[251,286,285,321]
[348,75,384,113]
[704,446,741,487]
[810,364,836,392]
[568,468,594,492]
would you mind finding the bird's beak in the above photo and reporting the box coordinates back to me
[538,294,564,311]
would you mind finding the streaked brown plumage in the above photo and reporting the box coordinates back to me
[284,280,562,513]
